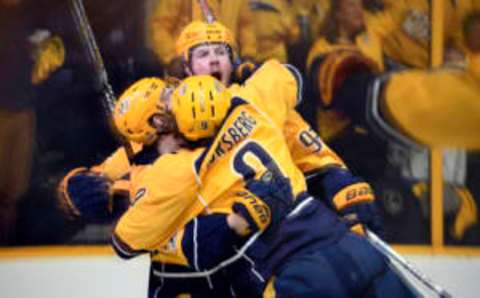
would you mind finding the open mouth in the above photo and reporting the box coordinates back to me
[210,71,222,81]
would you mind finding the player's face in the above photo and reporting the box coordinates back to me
[188,43,233,85]
[156,133,186,155]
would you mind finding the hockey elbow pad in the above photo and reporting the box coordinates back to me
[57,167,115,223]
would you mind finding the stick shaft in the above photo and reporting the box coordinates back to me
[69,0,134,158]
[366,230,452,298]
[196,0,216,23]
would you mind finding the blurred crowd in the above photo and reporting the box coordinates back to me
[0,0,479,246]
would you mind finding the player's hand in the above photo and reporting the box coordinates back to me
[231,190,271,236]
[57,168,114,223]
[327,181,384,237]
[243,171,294,230]
[341,201,384,238]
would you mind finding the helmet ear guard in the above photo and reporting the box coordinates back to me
[113,77,169,144]
[171,75,231,141]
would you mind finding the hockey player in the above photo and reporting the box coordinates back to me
[147,0,256,77]
[58,77,244,297]
[58,71,377,297]
[149,73,415,297]
[110,68,381,296]
[59,20,385,296]
[114,19,383,248]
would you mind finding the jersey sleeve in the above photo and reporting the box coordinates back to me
[284,110,346,174]
[90,142,143,181]
[236,59,303,127]
[113,148,205,254]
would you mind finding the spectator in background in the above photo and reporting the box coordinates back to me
[249,0,300,63]
[305,0,480,243]
[305,0,384,136]
[287,0,330,73]
[147,0,257,77]
[365,0,462,69]
[0,0,65,245]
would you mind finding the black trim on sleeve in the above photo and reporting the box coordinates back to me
[284,64,304,107]
[111,232,148,259]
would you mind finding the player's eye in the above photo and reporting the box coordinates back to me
[192,48,209,59]
[214,45,228,56]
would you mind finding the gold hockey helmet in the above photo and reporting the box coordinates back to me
[171,75,231,141]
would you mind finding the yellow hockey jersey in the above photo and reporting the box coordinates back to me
[113,60,346,265]
[193,61,307,208]
[90,141,143,181]
[113,148,204,263]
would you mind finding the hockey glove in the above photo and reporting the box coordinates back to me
[243,171,294,232]
[232,190,271,236]
[57,168,115,223]
[234,58,257,83]
[334,182,384,238]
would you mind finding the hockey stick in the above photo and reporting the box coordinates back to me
[197,0,216,23]
[365,229,452,298]
[68,0,134,158]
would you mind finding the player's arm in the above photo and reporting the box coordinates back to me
[286,110,383,236]
[90,141,143,180]
[306,167,383,237]
[285,110,346,173]
[57,166,130,223]
[112,150,204,254]
[56,142,143,222]
[239,59,303,127]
